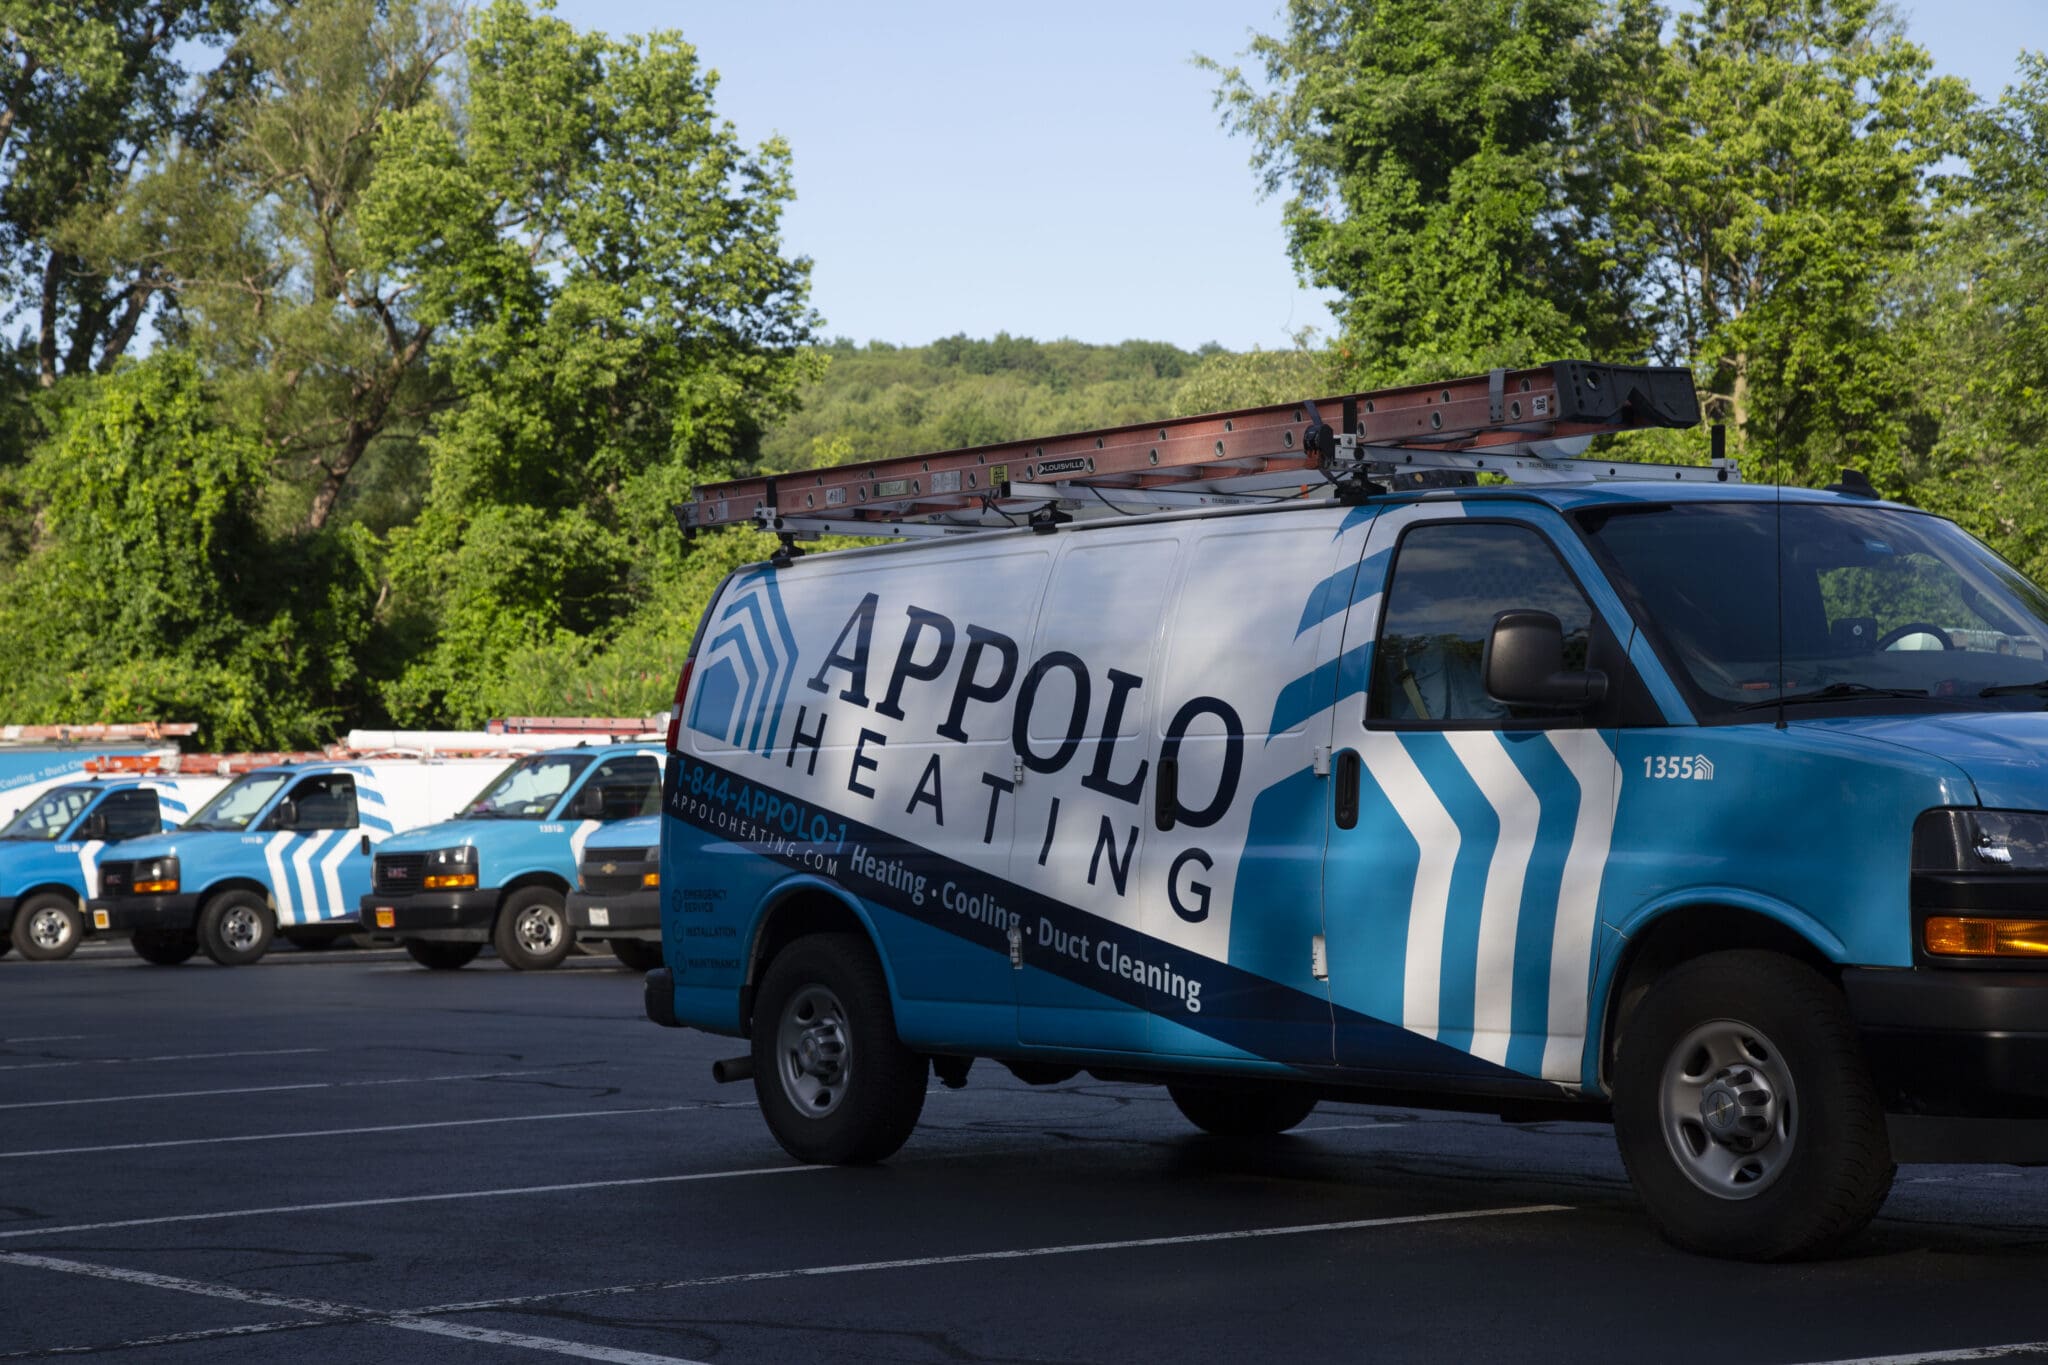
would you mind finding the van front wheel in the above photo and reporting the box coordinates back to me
[1613,950,1894,1260]
[493,888,573,970]
[198,891,274,966]
[750,933,927,1165]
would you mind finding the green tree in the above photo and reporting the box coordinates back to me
[1203,0,1651,386]
[1898,53,2048,579]
[0,353,376,745]
[152,0,463,532]
[365,0,819,725]
[0,2,247,391]
[1612,0,1971,482]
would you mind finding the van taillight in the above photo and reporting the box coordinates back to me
[666,659,695,751]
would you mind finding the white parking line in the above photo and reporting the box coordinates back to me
[1292,1121,1411,1134]
[1789,1345,2048,1364]
[0,1251,708,1365]
[0,1103,733,1159]
[0,1046,326,1072]
[0,1066,592,1111]
[0,1034,89,1043]
[0,1163,822,1240]
[413,1203,1575,1317]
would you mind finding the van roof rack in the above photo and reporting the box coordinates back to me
[680,359,1730,542]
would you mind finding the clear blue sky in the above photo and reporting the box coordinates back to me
[552,0,2046,353]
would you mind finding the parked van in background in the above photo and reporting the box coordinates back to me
[89,760,499,965]
[366,745,665,971]
[0,776,225,960]
[566,812,663,972]
[646,360,2048,1261]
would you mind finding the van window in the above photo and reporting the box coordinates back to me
[1370,521,1593,725]
[580,755,662,819]
[97,790,164,840]
[279,773,358,831]
[0,786,97,841]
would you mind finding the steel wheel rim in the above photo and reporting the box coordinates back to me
[1658,1017,1797,1200]
[221,905,262,953]
[28,907,72,951]
[775,984,851,1118]
[516,905,562,953]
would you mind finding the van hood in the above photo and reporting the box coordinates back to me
[1801,712,2048,809]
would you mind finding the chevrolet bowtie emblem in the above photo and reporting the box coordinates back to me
[600,862,617,875]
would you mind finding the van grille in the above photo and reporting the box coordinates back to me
[579,845,653,896]
[373,854,426,895]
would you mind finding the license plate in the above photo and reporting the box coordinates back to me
[92,910,109,930]
[588,908,610,927]
[374,908,395,929]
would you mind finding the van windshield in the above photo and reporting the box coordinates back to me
[462,754,592,820]
[184,773,291,831]
[1578,502,2048,719]
[0,785,97,841]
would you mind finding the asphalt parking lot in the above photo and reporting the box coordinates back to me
[5,945,2048,1364]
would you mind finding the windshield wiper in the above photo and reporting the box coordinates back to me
[1737,682,1930,711]
[1980,678,2048,697]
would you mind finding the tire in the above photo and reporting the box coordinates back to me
[197,890,275,967]
[609,938,663,973]
[492,886,574,970]
[405,940,483,971]
[132,929,199,966]
[1613,949,1895,1261]
[1166,1082,1319,1136]
[750,932,928,1165]
[11,893,85,962]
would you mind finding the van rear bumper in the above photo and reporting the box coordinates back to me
[1842,966,2048,1162]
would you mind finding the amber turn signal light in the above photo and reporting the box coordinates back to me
[1924,916,2048,958]
[641,872,659,888]
[133,879,178,894]
[423,873,478,890]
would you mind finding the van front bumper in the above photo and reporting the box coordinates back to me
[1843,966,2048,1163]
[357,891,496,941]
[566,889,659,940]
[86,895,201,933]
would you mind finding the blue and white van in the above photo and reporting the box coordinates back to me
[364,745,664,970]
[651,473,2048,1260]
[566,813,664,972]
[89,760,493,965]
[0,777,222,960]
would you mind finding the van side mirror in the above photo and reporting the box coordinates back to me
[80,812,108,841]
[1483,610,1608,711]
[274,798,300,831]
[566,786,604,820]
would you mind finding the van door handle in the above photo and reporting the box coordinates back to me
[1334,750,1361,830]
[1155,755,1178,832]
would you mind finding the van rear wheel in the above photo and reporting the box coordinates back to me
[609,939,663,973]
[1167,1082,1318,1136]
[132,929,198,965]
[751,933,927,1165]
[404,940,482,970]
[1613,950,1894,1260]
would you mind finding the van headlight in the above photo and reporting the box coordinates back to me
[1914,809,2048,959]
[1914,809,2048,874]
[424,845,479,890]
[133,857,180,895]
